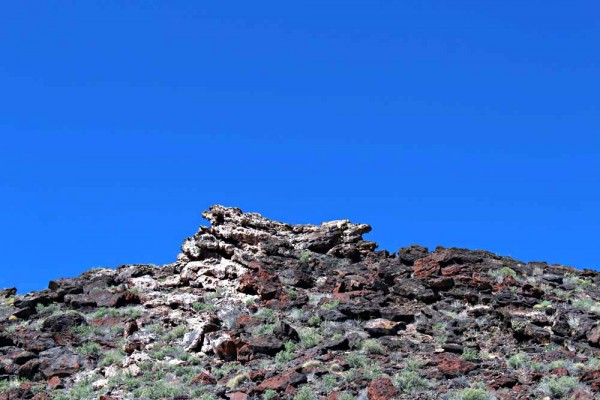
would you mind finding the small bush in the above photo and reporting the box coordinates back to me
[462,348,479,361]
[275,341,296,363]
[345,352,369,368]
[455,388,489,400]
[226,372,249,389]
[361,339,385,354]
[100,349,125,367]
[533,300,552,310]
[299,328,323,348]
[263,389,278,400]
[78,341,102,357]
[294,386,315,400]
[299,251,311,264]
[255,308,276,322]
[393,370,428,393]
[321,300,340,311]
[35,303,61,315]
[165,325,187,340]
[192,302,217,312]
[539,375,579,398]
[253,323,277,336]
[507,352,526,369]
[308,315,321,327]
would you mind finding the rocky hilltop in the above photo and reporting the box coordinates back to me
[2,205,600,400]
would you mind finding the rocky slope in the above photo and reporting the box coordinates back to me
[2,205,600,400]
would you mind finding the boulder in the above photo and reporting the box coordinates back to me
[367,377,399,400]
[41,313,87,333]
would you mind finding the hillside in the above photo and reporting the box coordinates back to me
[1,205,600,400]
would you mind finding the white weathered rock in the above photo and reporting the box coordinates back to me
[128,276,158,291]
[103,365,119,378]
[92,378,109,390]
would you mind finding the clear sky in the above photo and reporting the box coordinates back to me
[1,2,598,293]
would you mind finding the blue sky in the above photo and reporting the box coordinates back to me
[1,1,598,293]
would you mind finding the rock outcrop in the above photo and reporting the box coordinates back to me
[1,205,600,399]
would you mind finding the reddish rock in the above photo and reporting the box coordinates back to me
[248,335,284,356]
[249,369,266,381]
[570,388,596,400]
[551,368,569,376]
[10,350,36,365]
[587,325,600,345]
[227,393,248,400]
[238,270,280,300]
[580,368,600,391]
[191,372,217,385]
[470,273,493,290]
[236,343,254,362]
[435,353,477,377]
[413,258,441,278]
[237,315,261,331]
[18,359,41,378]
[441,264,466,276]
[47,376,62,390]
[214,338,237,361]
[254,370,307,392]
[363,318,404,337]
[486,372,518,389]
[124,320,139,337]
[367,377,399,400]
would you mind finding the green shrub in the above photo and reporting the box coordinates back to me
[299,328,323,348]
[321,300,340,311]
[100,349,125,367]
[294,386,315,400]
[308,315,321,327]
[78,341,102,357]
[361,339,385,354]
[35,303,61,314]
[192,302,217,312]
[533,300,553,310]
[255,308,277,322]
[455,388,489,400]
[226,372,249,389]
[345,352,369,368]
[275,341,296,363]
[393,370,428,393]
[462,348,479,361]
[405,358,424,370]
[253,323,276,336]
[263,389,278,400]
[300,251,311,264]
[539,375,579,398]
[507,352,526,369]
[165,325,187,340]
[132,380,186,399]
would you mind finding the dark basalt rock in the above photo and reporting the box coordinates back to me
[248,335,284,355]
[41,313,87,333]
[1,205,600,400]
[397,245,429,265]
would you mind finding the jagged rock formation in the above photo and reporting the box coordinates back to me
[1,205,600,400]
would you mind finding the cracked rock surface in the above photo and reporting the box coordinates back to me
[1,205,600,399]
